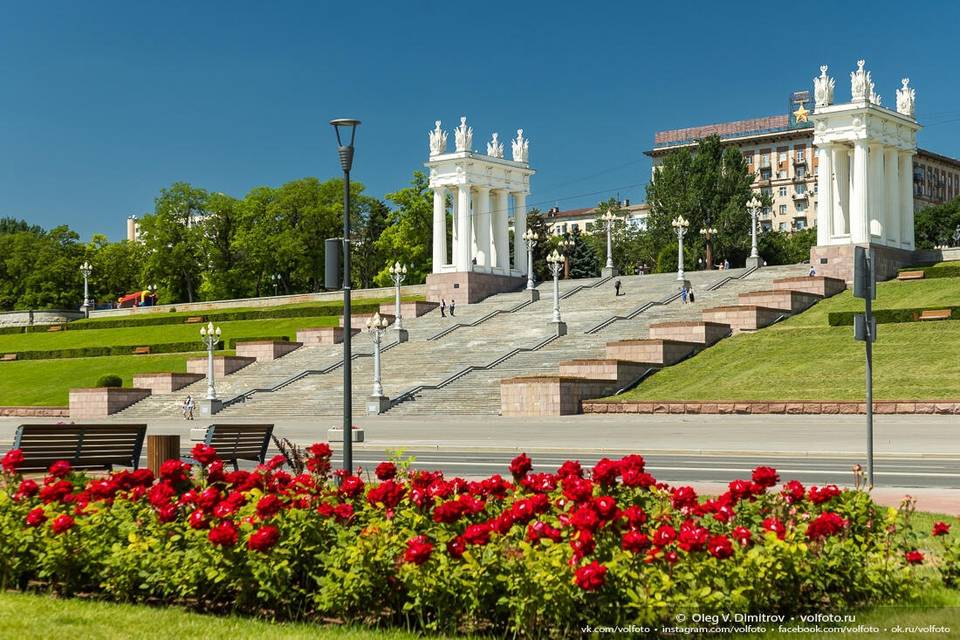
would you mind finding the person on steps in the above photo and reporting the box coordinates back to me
[614,280,622,296]
[440,299,446,317]
[680,285,688,304]
[449,299,456,317]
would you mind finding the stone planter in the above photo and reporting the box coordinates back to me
[296,327,360,345]
[235,340,302,362]
[132,372,205,394]
[186,356,256,377]
[69,387,152,419]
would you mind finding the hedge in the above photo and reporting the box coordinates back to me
[7,340,223,361]
[828,306,960,326]
[0,326,26,336]
[226,336,290,349]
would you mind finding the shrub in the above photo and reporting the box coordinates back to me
[94,375,122,388]
[9,340,222,361]
[828,307,960,326]
[226,336,289,349]
[0,449,948,636]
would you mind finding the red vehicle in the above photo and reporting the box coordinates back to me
[117,291,158,308]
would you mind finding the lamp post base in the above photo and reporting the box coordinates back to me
[601,266,618,278]
[367,395,391,415]
[527,289,540,302]
[552,321,567,337]
[745,255,762,269]
[394,328,409,343]
[198,398,223,416]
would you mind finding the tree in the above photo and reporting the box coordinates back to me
[353,195,390,289]
[525,208,552,283]
[567,228,600,278]
[87,234,147,304]
[914,197,960,250]
[646,135,755,269]
[200,192,246,300]
[373,172,433,287]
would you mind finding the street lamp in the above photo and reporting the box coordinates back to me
[79,261,93,317]
[366,312,390,414]
[699,225,718,271]
[271,273,281,296]
[672,216,689,282]
[602,210,617,276]
[522,229,538,292]
[199,321,221,401]
[557,237,574,279]
[389,261,408,342]
[546,249,567,335]
[747,195,762,268]
[330,117,361,475]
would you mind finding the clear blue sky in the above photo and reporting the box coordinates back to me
[2,0,959,241]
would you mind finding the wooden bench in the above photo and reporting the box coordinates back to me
[1,353,16,361]
[919,309,951,321]
[185,316,204,324]
[46,325,62,332]
[12,423,147,472]
[897,270,925,281]
[190,423,274,471]
[133,346,151,355]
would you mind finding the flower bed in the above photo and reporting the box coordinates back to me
[0,447,956,636]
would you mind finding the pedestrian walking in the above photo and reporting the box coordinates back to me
[697,257,704,270]
[808,265,817,277]
[449,299,456,317]
[723,258,730,270]
[688,287,695,304]
[440,299,446,317]
[182,395,195,421]
[680,285,688,304]
[614,279,622,296]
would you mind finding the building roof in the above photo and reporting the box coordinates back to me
[543,203,649,221]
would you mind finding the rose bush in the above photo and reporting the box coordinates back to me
[0,446,955,636]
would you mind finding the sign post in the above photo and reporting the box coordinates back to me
[853,246,876,487]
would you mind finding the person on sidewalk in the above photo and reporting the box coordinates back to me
[680,285,688,304]
[688,287,695,304]
[440,299,446,317]
[723,258,730,270]
[614,279,622,296]
[808,265,817,277]
[449,299,456,317]
[182,395,195,420]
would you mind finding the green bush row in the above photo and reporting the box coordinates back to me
[5,340,222,361]
[226,336,289,349]
[827,307,960,326]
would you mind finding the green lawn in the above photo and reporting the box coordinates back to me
[0,352,211,406]
[0,316,339,352]
[612,276,960,403]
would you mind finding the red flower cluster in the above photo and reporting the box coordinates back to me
[2,449,25,474]
[191,443,219,466]
[247,525,280,552]
[404,535,434,565]
[932,521,950,537]
[905,550,924,565]
[574,561,607,590]
[806,511,848,540]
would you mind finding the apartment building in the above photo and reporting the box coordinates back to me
[538,201,650,237]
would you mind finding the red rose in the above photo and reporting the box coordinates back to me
[15,479,39,501]
[367,479,406,509]
[159,459,189,484]
[333,503,354,522]
[446,536,466,558]
[905,550,924,565]
[732,526,753,547]
[561,477,594,503]
[653,524,677,547]
[191,443,219,466]
[208,520,238,547]
[664,550,679,565]
[570,530,596,559]
[807,484,841,505]
[618,454,646,474]
[571,505,600,532]
[593,496,618,520]
[671,486,698,510]
[247,525,280,552]
[527,520,563,544]
[762,517,786,540]
[556,460,583,479]
[806,511,848,540]
[256,494,283,519]
[508,453,532,480]
[781,480,805,503]
[25,507,46,527]
[622,530,651,553]
[213,501,237,519]
[932,521,950,537]
[574,561,607,591]
[403,535,434,565]
[727,479,752,502]
[155,504,178,523]
[751,465,779,488]
[520,473,557,494]
[50,514,75,534]
[433,499,465,524]
[621,469,656,489]
[622,505,647,528]
[708,534,734,559]
[147,483,176,508]
[375,462,397,480]
[591,458,619,485]
[197,487,221,510]
[308,442,332,458]
[188,509,210,530]
[677,520,710,552]
[48,460,71,478]
[463,523,492,546]
[339,475,365,499]
[2,449,25,474]
[38,480,72,504]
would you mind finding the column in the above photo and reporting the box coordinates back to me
[432,186,447,273]
[850,141,869,244]
[868,142,884,239]
[451,186,459,268]
[815,145,833,245]
[900,151,915,249]
[831,146,849,236]
[885,147,900,247]
[457,185,472,271]
[493,190,511,271]
[513,192,528,273]
[474,187,491,267]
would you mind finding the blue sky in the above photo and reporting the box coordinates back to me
[2,1,959,240]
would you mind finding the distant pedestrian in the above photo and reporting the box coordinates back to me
[723,258,730,270]
[697,257,704,270]
[688,287,695,304]
[614,279,622,296]
[680,285,688,304]
[440,299,446,317]
[808,265,817,277]
[182,395,195,421]
[449,299,456,317]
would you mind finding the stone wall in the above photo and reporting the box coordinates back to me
[605,339,699,366]
[737,290,821,314]
[186,356,256,377]
[810,244,917,282]
[772,276,847,298]
[340,313,395,330]
[0,309,84,327]
[425,272,525,304]
[583,400,960,415]
[296,327,359,345]
[235,340,302,362]
[501,376,620,416]
[378,301,440,318]
[69,388,152,418]
[0,406,70,417]
[132,372,205,394]
[87,284,426,318]
[647,321,731,346]
[701,305,784,332]
[557,360,653,387]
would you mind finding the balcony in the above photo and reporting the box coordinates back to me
[793,156,807,166]
[792,191,809,200]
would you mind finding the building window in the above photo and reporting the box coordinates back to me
[778,222,788,231]
[794,218,807,229]
[778,151,787,163]
[571,223,579,232]
[796,201,808,212]
[778,187,787,197]
[777,171,787,179]
[796,166,806,178]
[796,183,807,195]
[779,205,787,215]
[762,206,771,216]
[795,150,805,162]
[761,154,771,168]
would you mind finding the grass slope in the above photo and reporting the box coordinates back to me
[613,276,960,403]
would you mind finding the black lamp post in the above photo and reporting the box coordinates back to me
[330,118,360,476]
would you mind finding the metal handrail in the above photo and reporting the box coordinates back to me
[389,333,560,408]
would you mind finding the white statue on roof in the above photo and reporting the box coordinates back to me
[851,59,871,103]
[454,116,473,152]
[511,129,529,163]
[428,120,447,156]
[897,78,916,117]
[813,65,835,108]
[486,133,504,158]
